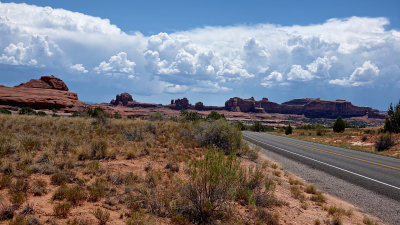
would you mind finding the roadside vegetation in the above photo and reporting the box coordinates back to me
[0,107,382,224]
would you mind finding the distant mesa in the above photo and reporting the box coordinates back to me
[0,75,83,110]
[224,97,385,119]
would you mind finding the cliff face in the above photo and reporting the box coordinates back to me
[225,97,385,119]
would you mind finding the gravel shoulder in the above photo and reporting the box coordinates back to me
[246,141,400,225]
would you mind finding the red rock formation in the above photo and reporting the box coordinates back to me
[110,92,134,106]
[0,75,83,110]
[225,97,256,112]
[225,97,385,119]
[170,97,190,110]
[16,75,69,91]
[194,102,204,110]
[0,87,83,109]
[110,93,158,108]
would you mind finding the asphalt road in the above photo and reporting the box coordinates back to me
[243,131,400,201]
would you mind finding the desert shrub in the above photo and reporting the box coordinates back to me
[0,108,11,114]
[9,216,28,225]
[195,119,242,154]
[19,135,41,152]
[333,116,346,133]
[285,124,293,135]
[20,204,34,215]
[206,111,225,120]
[92,208,110,225]
[51,172,70,185]
[0,205,14,220]
[363,217,378,225]
[180,149,241,223]
[255,208,279,225]
[236,167,264,205]
[88,178,108,202]
[149,111,164,121]
[310,191,326,203]
[9,192,26,207]
[251,121,272,132]
[36,111,46,116]
[0,137,17,156]
[123,128,143,141]
[66,185,87,206]
[84,161,105,175]
[305,185,317,194]
[19,107,36,115]
[32,179,47,196]
[53,202,71,218]
[0,174,12,189]
[384,100,400,133]
[53,185,69,200]
[67,217,90,225]
[88,140,108,160]
[10,179,30,193]
[233,121,247,131]
[180,109,202,121]
[375,134,393,151]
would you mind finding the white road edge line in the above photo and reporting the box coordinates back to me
[244,134,400,191]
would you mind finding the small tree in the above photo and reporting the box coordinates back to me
[252,121,264,132]
[384,100,400,133]
[206,111,225,120]
[285,124,293,135]
[333,116,345,133]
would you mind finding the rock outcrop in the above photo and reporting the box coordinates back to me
[0,76,83,109]
[110,93,158,108]
[169,98,190,110]
[225,97,385,119]
[110,92,133,106]
[16,75,69,91]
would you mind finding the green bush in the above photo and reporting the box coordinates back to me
[180,109,202,121]
[0,108,11,115]
[180,149,241,223]
[384,100,400,133]
[51,172,70,185]
[195,120,242,154]
[18,107,36,115]
[285,124,293,135]
[375,134,393,151]
[36,111,46,116]
[149,111,164,121]
[206,111,225,120]
[333,116,346,133]
[233,121,247,131]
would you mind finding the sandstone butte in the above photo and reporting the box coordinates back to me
[0,75,84,110]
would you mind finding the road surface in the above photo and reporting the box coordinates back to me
[243,131,400,201]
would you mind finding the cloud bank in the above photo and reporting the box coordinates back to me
[0,2,399,104]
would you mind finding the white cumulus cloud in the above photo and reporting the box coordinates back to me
[70,64,88,73]
[330,61,380,86]
[0,2,399,98]
[94,52,136,77]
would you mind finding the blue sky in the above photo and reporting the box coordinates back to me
[0,0,399,109]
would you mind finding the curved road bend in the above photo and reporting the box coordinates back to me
[243,132,400,224]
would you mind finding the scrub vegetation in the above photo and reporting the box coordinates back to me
[0,110,380,224]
